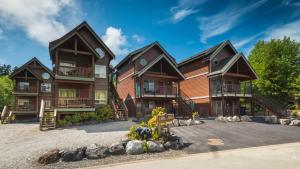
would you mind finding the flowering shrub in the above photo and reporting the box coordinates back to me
[148,107,165,128]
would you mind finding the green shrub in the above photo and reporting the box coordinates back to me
[142,140,149,153]
[96,105,113,120]
[127,124,141,140]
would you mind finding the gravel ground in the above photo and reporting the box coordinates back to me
[0,120,153,169]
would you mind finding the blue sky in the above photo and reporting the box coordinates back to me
[0,0,300,68]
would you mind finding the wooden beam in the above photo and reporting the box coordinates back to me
[58,48,92,56]
[75,38,78,55]
[224,72,251,79]
[144,73,179,80]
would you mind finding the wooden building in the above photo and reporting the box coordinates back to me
[178,40,258,116]
[114,42,187,117]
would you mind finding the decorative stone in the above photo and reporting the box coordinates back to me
[172,119,180,127]
[135,127,152,140]
[38,149,60,164]
[241,115,252,122]
[147,141,165,152]
[265,115,278,124]
[126,140,144,155]
[232,116,240,122]
[60,147,86,162]
[227,116,233,122]
[164,136,184,150]
[193,120,203,125]
[216,116,225,122]
[279,119,290,125]
[178,120,187,126]
[85,144,108,159]
[109,142,125,155]
[289,119,300,126]
[186,119,193,126]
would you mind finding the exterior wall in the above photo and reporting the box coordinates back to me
[135,46,163,71]
[211,45,236,72]
[116,64,136,116]
[179,59,210,115]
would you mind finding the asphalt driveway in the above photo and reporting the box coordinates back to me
[172,120,300,154]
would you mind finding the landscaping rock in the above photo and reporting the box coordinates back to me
[227,116,233,122]
[178,120,187,126]
[216,116,225,122]
[186,119,193,126]
[108,142,125,155]
[120,137,130,147]
[85,144,108,159]
[126,140,144,155]
[164,136,184,150]
[147,141,165,152]
[193,120,203,125]
[279,119,290,125]
[172,119,180,127]
[38,149,60,164]
[289,119,300,126]
[241,115,252,122]
[232,116,240,122]
[265,115,278,124]
[60,147,86,162]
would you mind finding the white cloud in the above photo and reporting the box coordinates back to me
[281,0,293,6]
[132,34,145,43]
[102,26,129,66]
[0,0,81,46]
[198,0,267,43]
[171,9,198,23]
[233,32,263,49]
[265,19,300,41]
[170,0,206,23]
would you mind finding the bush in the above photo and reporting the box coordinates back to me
[96,105,113,120]
[127,124,141,140]
[148,107,165,128]
[142,140,149,152]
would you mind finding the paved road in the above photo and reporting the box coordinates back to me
[95,142,300,169]
[172,120,300,154]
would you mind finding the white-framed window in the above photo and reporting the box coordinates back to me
[41,83,51,92]
[44,99,52,108]
[19,82,29,90]
[95,90,107,104]
[95,65,106,78]
[18,99,29,106]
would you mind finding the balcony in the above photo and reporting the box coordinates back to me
[56,66,93,80]
[14,86,38,94]
[211,83,252,97]
[15,105,37,112]
[142,85,178,98]
[57,98,94,108]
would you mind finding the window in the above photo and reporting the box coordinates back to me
[41,83,51,92]
[19,82,29,90]
[95,65,106,78]
[18,99,29,106]
[143,80,155,94]
[135,82,140,97]
[95,90,107,104]
[59,89,76,98]
[60,61,75,67]
[44,100,52,108]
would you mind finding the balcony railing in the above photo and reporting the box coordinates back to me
[15,105,37,111]
[142,85,177,97]
[56,66,93,78]
[14,86,38,93]
[57,98,94,108]
[211,83,252,97]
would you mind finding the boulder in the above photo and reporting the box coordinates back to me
[178,120,187,126]
[232,116,240,122]
[172,119,180,127]
[126,140,144,155]
[215,116,224,122]
[108,142,125,155]
[120,137,130,147]
[38,149,60,164]
[164,136,184,150]
[227,116,233,122]
[147,141,165,152]
[279,119,290,125]
[241,115,252,122]
[60,147,86,162]
[265,115,278,124]
[186,119,193,126]
[85,144,108,159]
[289,119,300,126]
[193,120,203,125]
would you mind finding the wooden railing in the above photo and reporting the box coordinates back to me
[142,85,177,97]
[211,83,252,96]
[15,105,37,111]
[57,98,94,108]
[14,86,38,93]
[56,66,93,78]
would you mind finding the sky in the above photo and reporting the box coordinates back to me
[0,0,300,68]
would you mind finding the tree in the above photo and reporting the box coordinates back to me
[0,76,13,110]
[0,64,17,76]
[248,37,300,105]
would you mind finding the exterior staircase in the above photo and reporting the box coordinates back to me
[175,96,194,119]
[39,99,57,130]
[1,106,14,124]
[110,83,128,120]
[252,91,287,117]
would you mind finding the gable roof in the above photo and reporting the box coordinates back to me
[10,57,53,79]
[208,53,258,79]
[134,54,185,80]
[49,21,115,59]
[114,41,177,69]
[178,40,238,67]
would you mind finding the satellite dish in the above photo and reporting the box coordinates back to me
[95,48,105,58]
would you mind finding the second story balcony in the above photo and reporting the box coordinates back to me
[211,81,252,97]
[136,79,178,98]
[55,66,93,80]
[14,86,38,93]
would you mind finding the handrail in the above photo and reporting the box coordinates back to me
[39,99,45,118]
[56,66,93,78]
[1,105,7,120]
